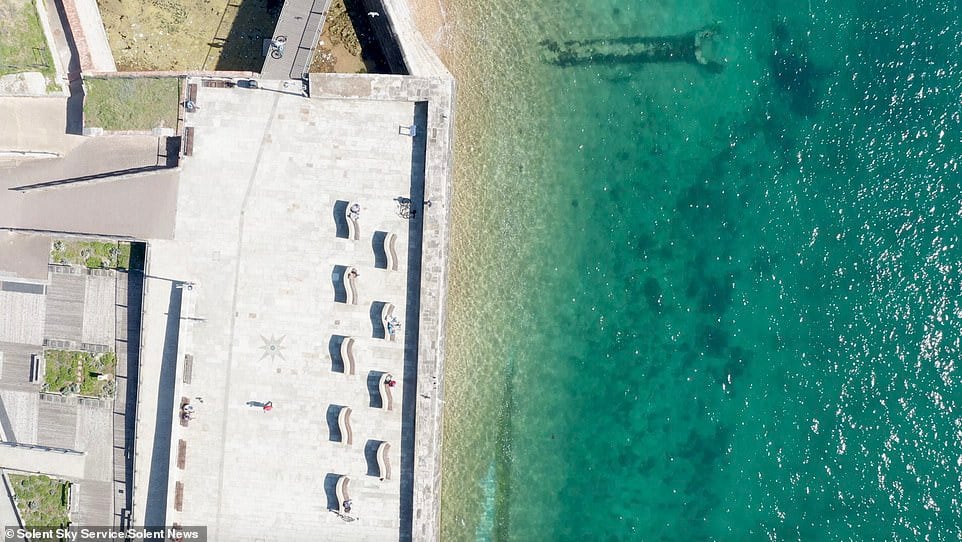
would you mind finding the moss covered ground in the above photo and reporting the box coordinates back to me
[83,77,180,131]
[8,474,70,528]
[50,239,131,269]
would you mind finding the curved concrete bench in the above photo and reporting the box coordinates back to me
[376,441,392,481]
[385,232,399,271]
[337,407,353,445]
[345,267,358,305]
[340,337,356,376]
[336,475,351,514]
[381,303,398,341]
[345,202,360,241]
[378,373,394,411]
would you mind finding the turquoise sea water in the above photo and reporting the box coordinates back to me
[439,0,962,540]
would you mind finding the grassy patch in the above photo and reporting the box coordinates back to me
[43,350,116,398]
[50,239,131,269]
[43,350,78,394]
[0,0,55,78]
[8,474,71,529]
[83,77,180,131]
[80,351,116,397]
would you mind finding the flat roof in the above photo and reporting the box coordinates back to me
[0,134,180,240]
[0,233,52,282]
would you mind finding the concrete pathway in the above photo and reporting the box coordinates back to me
[261,0,332,80]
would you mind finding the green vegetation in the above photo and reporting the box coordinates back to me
[50,239,131,269]
[0,0,55,78]
[8,474,71,529]
[83,77,180,131]
[43,350,77,394]
[43,350,116,398]
[80,351,116,397]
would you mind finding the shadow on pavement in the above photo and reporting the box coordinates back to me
[397,100,428,541]
[143,282,183,527]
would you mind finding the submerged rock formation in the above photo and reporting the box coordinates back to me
[540,24,725,72]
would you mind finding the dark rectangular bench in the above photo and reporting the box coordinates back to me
[177,439,186,469]
[183,127,194,157]
[174,481,184,511]
[183,354,193,384]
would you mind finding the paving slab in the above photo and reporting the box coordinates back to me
[36,399,77,449]
[0,390,39,443]
[81,272,116,346]
[44,271,85,343]
[0,290,46,346]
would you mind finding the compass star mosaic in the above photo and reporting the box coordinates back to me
[259,334,286,362]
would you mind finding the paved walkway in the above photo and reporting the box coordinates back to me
[0,233,53,282]
[31,0,64,85]
[44,0,86,132]
[261,0,333,80]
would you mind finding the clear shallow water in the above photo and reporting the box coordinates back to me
[439,0,962,540]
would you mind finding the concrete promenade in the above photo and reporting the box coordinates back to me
[130,70,452,541]
[309,72,454,541]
